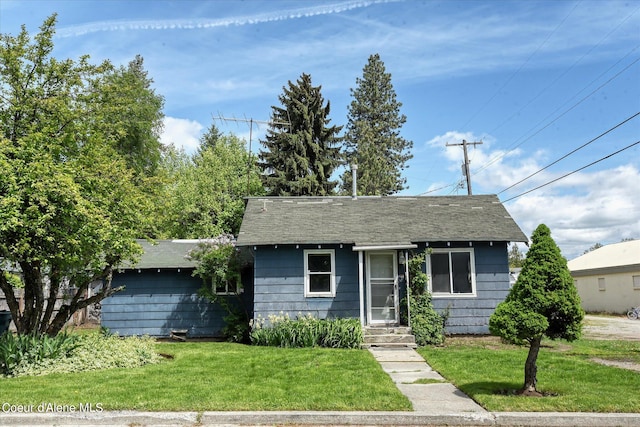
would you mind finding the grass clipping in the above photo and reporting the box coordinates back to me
[5,333,161,378]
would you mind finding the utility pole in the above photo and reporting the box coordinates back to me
[446,139,483,195]
[213,115,290,195]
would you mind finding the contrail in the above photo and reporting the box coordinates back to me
[55,0,399,38]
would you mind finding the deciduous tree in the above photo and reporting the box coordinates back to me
[341,54,412,195]
[0,15,149,335]
[161,127,263,238]
[259,73,343,196]
[489,224,584,395]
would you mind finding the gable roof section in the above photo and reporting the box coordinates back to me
[568,240,640,276]
[121,240,200,270]
[236,195,527,247]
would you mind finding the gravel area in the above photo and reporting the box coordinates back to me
[582,315,640,341]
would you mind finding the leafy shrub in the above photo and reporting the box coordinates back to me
[250,313,363,349]
[401,252,447,346]
[405,293,447,346]
[0,332,161,377]
[189,236,251,343]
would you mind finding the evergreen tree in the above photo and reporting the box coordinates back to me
[259,73,343,196]
[489,224,584,395]
[341,54,413,195]
[196,123,223,156]
[508,243,525,268]
[99,54,165,177]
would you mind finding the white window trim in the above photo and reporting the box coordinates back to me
[213,279,241,296]
[427,248,477,297]
[304,249,336,298]
[633,275,640,290]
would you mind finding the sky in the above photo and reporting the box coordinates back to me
[1,0,639,260]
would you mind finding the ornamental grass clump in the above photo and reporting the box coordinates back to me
[250,313,363,349]
[0,331,161,377]
[0,331,79,376]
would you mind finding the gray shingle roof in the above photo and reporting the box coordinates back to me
[236,195,527,247]
[122,240,200,270]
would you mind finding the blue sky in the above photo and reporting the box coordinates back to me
[2,0,639,259]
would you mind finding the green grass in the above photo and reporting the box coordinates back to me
[0,342,411,411]
[418,336,640,413]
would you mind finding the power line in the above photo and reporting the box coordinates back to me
[421,48,640,196]
[487,4,640,136]
[419,181,460,196]
[498,112,640,194]
[472,52,640,177]
[457,1,580,131]
[502,140,640,203]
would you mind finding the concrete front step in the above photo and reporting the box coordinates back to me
[364,326,412,335]
[363,326,416,349]
[362,342,418,349]
[364,334,416,344]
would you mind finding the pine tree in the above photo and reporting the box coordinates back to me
[341,54,413,195]
[489,224,584,395]
[259,73,343,196]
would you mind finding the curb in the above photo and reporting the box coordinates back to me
[1,411,639,426]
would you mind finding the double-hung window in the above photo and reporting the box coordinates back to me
[429,249,476,296]
[304,249,336,297]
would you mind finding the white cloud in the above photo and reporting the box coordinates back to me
[160,117,204,152]
[55,1,394,38]
[499,165,640,260]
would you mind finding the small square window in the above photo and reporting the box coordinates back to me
[213,280,239,295]
[304,250,335,297]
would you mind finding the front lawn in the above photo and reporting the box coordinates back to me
[418,336,640,413]
[0,342,411,411]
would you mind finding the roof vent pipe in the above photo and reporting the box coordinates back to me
[351,164,358,200]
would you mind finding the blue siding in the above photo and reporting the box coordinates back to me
[430,242,510,334]
[102,269,228,337]
[251,242,511,334]
[253,245,360,321]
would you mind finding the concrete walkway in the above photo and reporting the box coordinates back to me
[368,346,488,414]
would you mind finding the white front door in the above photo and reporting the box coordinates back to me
[366,252,398,325]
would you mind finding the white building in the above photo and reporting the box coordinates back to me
[568,240,640,314]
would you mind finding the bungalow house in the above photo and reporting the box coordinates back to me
[101,240,252,337]
[236,195,527,334]
[568,240,640,314]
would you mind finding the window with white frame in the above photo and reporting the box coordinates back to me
[633,275,640,290]
[598,277,606,291]
[214,279,240,295]
[429,249,476,296]
[304,249,335,297]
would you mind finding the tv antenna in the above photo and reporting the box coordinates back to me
[213,114,290,195]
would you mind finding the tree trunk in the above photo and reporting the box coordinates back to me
[523,336,542,394]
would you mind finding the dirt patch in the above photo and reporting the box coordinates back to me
[590,358,640,372]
